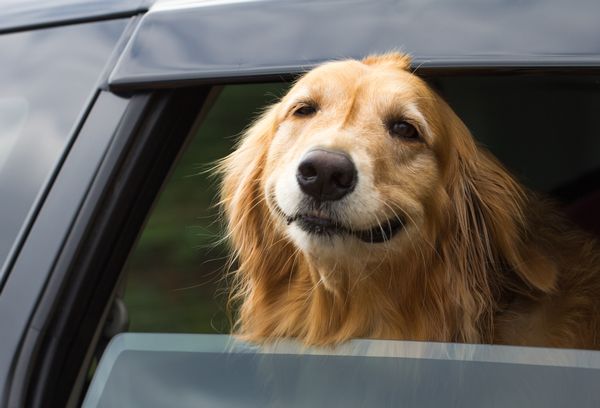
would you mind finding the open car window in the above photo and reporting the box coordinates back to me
[92,74,600,406]
[123,76,600,336]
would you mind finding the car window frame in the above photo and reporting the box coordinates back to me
[6,64,600,408]
[19,71,600,406]
[4,86,215,408]
[0,15,143,407]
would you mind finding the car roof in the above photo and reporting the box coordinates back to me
[0,0,152,34]
[109,0,600,91]
[2,0,599,89]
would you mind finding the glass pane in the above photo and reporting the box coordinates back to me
[0,97,28,173]
[0,20,126,277]
[83,333,600,408]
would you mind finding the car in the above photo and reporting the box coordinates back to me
[1,0,600,406]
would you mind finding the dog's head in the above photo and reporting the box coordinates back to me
[220,53,558,343]
[223,54,470,279]
[264,54,446,268]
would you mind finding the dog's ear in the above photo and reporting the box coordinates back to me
[219,105,278,272]
[441,102,558,297]
[455,152,558,293]
[362,52,412,71]
[218,104,298,333]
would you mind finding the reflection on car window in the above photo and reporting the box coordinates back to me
[435,75,600,192]
[0,97,28,173]
[0,20,126,280]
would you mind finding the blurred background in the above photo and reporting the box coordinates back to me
[123,83,287,333]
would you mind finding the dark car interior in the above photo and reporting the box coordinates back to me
[433,75,600,236]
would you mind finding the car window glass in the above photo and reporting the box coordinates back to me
[0,20,126,282]
[106,74,600,405]
[0,97,28,173]
[84,333,600,408]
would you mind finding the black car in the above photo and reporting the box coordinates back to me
[2,0,600,406]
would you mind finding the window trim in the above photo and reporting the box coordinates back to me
[3,86,212,407]
[25,87,211,407]
[0,91,130,407]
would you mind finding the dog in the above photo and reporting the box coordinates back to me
[219,53,600,349]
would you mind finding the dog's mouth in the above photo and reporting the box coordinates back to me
[285,212,404,244]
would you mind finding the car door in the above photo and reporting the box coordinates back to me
[0,3,147,406]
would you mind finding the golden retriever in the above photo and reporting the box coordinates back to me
[219,53,600,349]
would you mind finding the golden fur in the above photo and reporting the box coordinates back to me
[219,53,600,349]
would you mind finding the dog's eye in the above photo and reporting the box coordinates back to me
[389,121,420,140]
[293,104,317,117]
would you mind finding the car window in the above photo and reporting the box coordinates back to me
[0,97,28,173]
[124,76,600,335]
[111,75,600,405]
[84,333,600,408]
[0,20,127,282]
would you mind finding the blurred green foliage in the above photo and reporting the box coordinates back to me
[124,83,288,333]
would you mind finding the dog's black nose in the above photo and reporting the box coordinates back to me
[296,149,357,201]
